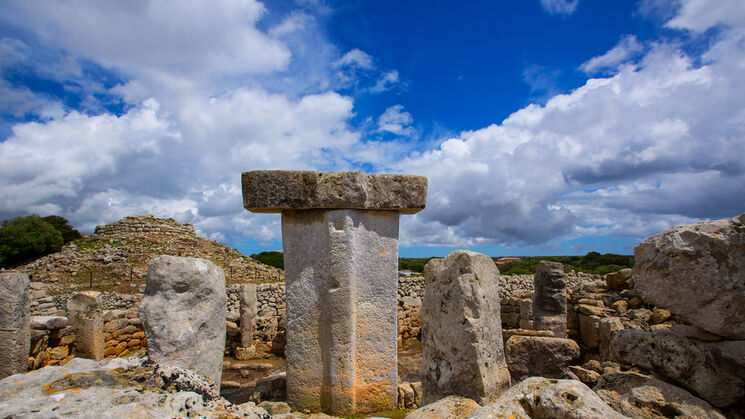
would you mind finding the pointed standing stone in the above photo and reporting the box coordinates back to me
[420,250,511,406]
[67,291,105,360]
[242,170,427,415]
[532,261,568,338]
[0,272,30,379]
[139,255,227,391]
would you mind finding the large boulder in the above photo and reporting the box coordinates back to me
[611,329,744,407]
[505,335,580,383]
[633,213,745,339]
[139,255,227,391]
[420,250,510,405]
[0,357,267,418]
[595,371,725,419]
[0,272,30,379]
[470,377,629,419]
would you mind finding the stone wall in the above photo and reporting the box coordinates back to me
[94,215,196,237]
[102,308,147,358]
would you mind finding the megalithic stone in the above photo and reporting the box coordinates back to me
[239,283,257,348]
[0,272,30,379]
[532,261,568,338]
[242,170,427,415]
[67,291,105,361]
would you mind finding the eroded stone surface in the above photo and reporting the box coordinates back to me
[0,272,30,379]
[420,250,510,406]
[505,335,580,383]
[633,213,745,339]
[242,170,427,214]
[532,261,568,338]
[404,395,480,419]
[67,291,105,361]
[140,255,227,391]
[611,329,744,407]
[282,210,399,415]
[239,284,257,349]
[470,377,629,419]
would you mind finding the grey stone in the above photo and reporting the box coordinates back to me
[0,272,30,379]
[139,255,226,391]
[595,371,726,419]
[599,317,624,360]
[420,250,510,406]
[404,395,480,419]
[611,329,744,407]
[532,261,568,338]
[504,335,580,383]
[578,313,601,349]
[605,268,632,290]
[569,366,601,387]
[67,291,105,361]
[633,213,745,339]
[258,401,291,415]
[282,209,399,414]
[242,170,427,214]
[30,315,69,330]
[0,357,267,418]
[239,283,257,348]
[471,377,629,419]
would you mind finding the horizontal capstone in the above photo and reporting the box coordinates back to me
[242,170,427,214]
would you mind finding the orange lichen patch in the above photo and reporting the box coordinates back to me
[353,382,397,413]
[448,399,480,418]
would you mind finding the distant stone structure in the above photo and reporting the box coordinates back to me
[94,215,196,237]
[139,255,227,391]
[242,170,427,415]
[532,261,568,338]
[0,272,31,379]
[67,291,105,360]
[420,250,511,405]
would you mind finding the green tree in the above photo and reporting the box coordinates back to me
[0,215,64,268]
[42,215,82,243]
[250,251,284,270]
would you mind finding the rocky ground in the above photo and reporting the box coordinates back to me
[14,215,284,295]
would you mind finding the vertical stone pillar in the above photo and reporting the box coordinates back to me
[243,171,427,415]
[236,283,257,360]
[532,261,568,338]
[0,272,30,379]
[139,255,227,391]
[67,291,105,360]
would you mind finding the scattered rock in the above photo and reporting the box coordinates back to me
[633,213,745,339]
[470,376,629,419]
[421,250,511,405]
[504,335,580,383]
[605,268,632,290]
[569,365,601,387]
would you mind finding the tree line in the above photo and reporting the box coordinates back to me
[0,215,82,268]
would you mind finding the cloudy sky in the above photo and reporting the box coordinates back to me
[1,0,744,257]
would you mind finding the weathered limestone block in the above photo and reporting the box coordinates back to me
[611,329,744,407]
[0,272,30,379]
[239,283,257,349]
[404,395,480,419]
[595,371,726,419]
[282,209,399,414]
[634,212,745,339]
[421,250,511,406]
[504,335,580,383]
[139,255,226,391]
[242,170,427,214]
[532,261,567,338]
[470,377,629,419]
[605,268,632,290]
[67,291,105,361]
[243,170,427,415]
[599,317,624,360]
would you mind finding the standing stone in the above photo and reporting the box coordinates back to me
[634,212,745,339]
[532,261,567,338]
[0,272,30,379]
[67,291,104,361]
[243,170,427,415]
[420,250,511,406]
[236,283,257,360]
[139,255,227,391]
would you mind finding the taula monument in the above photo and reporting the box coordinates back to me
[242,170,427,415]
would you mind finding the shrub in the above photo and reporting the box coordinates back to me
[0,215,64,268]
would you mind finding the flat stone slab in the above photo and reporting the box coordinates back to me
[242,170,427,214]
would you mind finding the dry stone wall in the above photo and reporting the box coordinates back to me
[94,215,196,237]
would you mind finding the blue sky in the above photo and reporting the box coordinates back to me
[1,0,744,258]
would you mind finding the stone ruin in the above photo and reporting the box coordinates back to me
[242,170,427,415]
[532,261,567,338]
